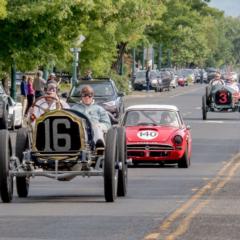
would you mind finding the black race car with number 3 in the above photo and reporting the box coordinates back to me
[202,84,240,120]
[0,100,128,203]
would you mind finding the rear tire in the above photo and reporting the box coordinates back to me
[0,130,13,203]
[104,128,118,202]
[15,128,30,198]
[117,127,128,197]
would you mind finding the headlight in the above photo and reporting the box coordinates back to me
[173,135,183,145]
[151,79,158,84]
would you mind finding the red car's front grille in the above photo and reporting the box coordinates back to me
[127,152,145,157]
[127,144,174,151]
[127,151,170,157]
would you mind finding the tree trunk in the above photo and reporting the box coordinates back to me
[112,42,128,74]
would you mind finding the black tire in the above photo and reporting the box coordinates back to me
[104,128,118,202]
[0,130,13,203]
[0,104,8,129]
[178,145,190,168]
[15,128,30,198]
[117,127,128,197]
[202,96,207,120]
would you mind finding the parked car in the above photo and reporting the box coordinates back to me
[133,70,159,91]
[0,84,9,129]
[8,97,23,130]
[122,104,192,168]
[157,70,172,91]
[67,78,125,120]
[161,68,177,88]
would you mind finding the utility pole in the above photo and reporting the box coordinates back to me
[158,43,163,70]
[10,60,16,100]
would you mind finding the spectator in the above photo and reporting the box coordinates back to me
[20,75,28,115]
[25,76,35,115]
[33,70,46,99]
[146,66,151,92]
[82,69,93,81]
[47,73,58,86]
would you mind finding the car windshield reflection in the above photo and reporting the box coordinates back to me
[124,110,180,128]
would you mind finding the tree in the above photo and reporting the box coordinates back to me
[0,0,93,72]
[0,0,7,19]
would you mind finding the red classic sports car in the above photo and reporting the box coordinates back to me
[122,105,192,168]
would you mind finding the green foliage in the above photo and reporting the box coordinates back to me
[0,0,7,19]
[0,0,240,86]
[109,71,130,94]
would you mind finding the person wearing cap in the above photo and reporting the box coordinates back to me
[33,70,46,99]
[47,73,58,86]
[28,83,69,125]
[71,85,111,146]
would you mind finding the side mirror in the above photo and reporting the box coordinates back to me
[118,92,125,97]
[61,92,68,98]
[186,125,191,130]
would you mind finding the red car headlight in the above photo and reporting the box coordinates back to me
[173,135,183,145]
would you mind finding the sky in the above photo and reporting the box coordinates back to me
[208,0,240,17]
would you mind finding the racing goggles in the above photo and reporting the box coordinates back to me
[81,93,93,98]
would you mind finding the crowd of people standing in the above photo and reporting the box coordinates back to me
[20,70,60,116]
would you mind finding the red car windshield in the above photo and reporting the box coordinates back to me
[124,110,180,128]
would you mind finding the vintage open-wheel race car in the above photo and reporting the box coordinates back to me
[0,103,128,203]
[202,84,240,120]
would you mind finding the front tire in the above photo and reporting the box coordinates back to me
[15,128,30,198]
[104,128,118,202]
[117,127,128,197]
[0,104,8,129]
[178,145,190,168]
[202,96,207,120]
[0,130,13,203]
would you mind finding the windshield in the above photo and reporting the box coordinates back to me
[71,83,114,97]
[124,110,180,128]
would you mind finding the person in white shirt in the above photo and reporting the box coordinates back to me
[225,74,239,92]
[28,83,69,127]
[209,71,225,86]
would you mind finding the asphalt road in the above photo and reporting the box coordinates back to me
[1,84,240,240]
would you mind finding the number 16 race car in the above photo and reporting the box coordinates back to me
[202,84,240,120]
[0,97,128,203]
[122,105,192,168]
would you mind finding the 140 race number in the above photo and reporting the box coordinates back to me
[137,130,158,140]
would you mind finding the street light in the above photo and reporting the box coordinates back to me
[70,47,80,86]
[70,35,85,86]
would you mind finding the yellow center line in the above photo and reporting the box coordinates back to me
[166,161,240,240]
[143,153,240,240]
